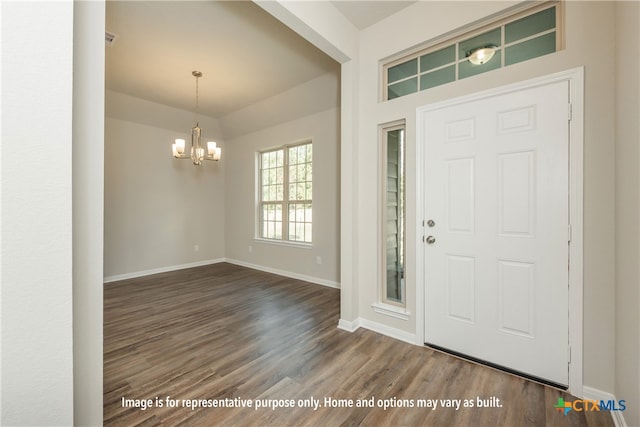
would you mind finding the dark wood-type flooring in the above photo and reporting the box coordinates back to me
[104,262,614,426]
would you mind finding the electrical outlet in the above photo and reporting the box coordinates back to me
[249,245,253,253]
[316,256,322,265]
[194,244,199,252]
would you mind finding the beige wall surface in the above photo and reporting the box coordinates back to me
[224,107,341,285]
[354,1,617,394]
[615,1,640,425]
[104,92,226,278]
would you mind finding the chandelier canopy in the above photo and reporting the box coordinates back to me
[172,71,221,165]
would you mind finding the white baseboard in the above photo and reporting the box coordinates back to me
[224,258,340,289]
[358,318,417,345]
[337,316,417,346]
[103,258,225,283]
[337,318,360,332]
[582,386,628,427]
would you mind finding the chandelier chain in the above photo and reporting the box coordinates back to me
[194,74,199,125]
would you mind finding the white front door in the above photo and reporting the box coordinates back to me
[422,80,570,386]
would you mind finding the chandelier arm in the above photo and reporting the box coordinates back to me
[171,70,221,165]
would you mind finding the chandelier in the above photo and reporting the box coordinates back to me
[171,70,221,165]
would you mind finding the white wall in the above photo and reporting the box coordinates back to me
[354,1,617,394]
[73,1,105,425]
[615,2,640,425]
[1,1,75,425]
[224,107,341,285]
[104,91,226,279]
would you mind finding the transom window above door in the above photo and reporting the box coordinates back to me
[383,2,562,100]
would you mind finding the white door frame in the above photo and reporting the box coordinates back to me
[415,67,584,396]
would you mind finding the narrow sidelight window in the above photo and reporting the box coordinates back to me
[380,122,406,306]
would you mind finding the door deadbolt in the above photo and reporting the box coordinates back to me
[426,236,436,244]
[427,220,435,228]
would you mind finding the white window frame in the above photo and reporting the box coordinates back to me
[256,140,313,245]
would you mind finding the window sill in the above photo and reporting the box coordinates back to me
[371,302,410,321]
[253,238,313,250]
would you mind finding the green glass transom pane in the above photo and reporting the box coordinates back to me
[388,77,418,100]
[420,45,455,73]
[459,28,501,60]
[459,50,502,79]
[420,65,456,91]
[505,7,556,44]
[505,32,556,66]
[387,58,418,84]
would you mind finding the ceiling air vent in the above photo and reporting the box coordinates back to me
[105,31,119,47]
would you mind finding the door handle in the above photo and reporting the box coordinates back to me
[426,236,436,244]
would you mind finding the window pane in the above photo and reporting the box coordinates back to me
[388,77,418,100]
[289,146,298,164]
[262,204,282,239]
[459,50,502,79]
[505,32,556,66]
[288,203,312,243]
[305,183,312,200]
[305,145,312,162]
[505,7,555,44]
[387,58,417,84]
[420,65,455,90]
[420,45,455,73]
[459,28,501,60]
[289,165,297,183]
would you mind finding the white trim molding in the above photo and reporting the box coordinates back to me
[104,258,340,289]
[337,317,417,345]
[224,258,340,289]
[358,318,417,345]
[371,302,411,321]
[103,258,225,283]
[337,318,360,333]
[582,387,628,427]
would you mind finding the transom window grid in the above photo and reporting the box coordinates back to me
[259,142,312,244]
[384,2,561,101]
